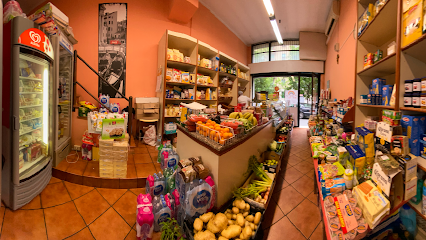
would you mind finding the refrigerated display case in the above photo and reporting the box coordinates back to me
[2,17,54,210]
[51,31,75,166]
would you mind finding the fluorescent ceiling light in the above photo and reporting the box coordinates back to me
[270,19,283,44]
[263,0,274,17]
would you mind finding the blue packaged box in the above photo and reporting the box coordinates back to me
[418,115,426,135]
[372,78,384,95]
[382,85,393,106]
[345,145,366,173]
[410,137,421,156]
[401,115,421,140]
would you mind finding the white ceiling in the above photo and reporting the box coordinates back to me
[200,0,333,45]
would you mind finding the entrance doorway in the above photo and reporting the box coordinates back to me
[252,73,320,127]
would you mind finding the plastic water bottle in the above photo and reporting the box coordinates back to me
[400,204,416,237]
[155,134,162,149]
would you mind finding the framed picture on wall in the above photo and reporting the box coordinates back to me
[98,3,127,98]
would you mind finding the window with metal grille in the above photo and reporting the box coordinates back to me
[252,43,269,63]
[252,40,299,63]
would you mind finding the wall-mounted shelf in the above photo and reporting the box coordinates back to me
[357,53,396,77]
[402,34,426,64]
[357,104,395,109]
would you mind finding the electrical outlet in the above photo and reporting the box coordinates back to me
[73,145,81,151]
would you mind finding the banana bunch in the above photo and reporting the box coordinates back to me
[228,112,257,126]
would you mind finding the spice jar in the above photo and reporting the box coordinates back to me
[412,92,421,108]
[413,78,421,92]
[405,79,413,93]
[404,93,412,107]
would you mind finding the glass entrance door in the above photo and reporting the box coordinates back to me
[57,46,72,147]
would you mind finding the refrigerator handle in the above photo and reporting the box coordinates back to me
[13,116,19,131]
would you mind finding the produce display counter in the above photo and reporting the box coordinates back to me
[177,119,287,208]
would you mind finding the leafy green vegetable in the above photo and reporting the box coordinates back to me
[160,218,186,240]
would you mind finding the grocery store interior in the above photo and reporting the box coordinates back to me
[1,0,426,240]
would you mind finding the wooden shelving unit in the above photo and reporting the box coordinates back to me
[157,30,250,136]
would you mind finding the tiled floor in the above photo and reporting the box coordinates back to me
[55,143,161,180]
[0,178,160,240]
[262,127,324,240]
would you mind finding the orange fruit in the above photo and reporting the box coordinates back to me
[223,128,230,133]
[219,139,225,145]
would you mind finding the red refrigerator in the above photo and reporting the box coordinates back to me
[2,16,54,210]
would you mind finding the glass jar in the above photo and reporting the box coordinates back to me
[404,93,412,107]
[421,93,426,109]
[413,78,421,92]
[405,79,413,93]
[421,77,426,93]
[412,92,421,108]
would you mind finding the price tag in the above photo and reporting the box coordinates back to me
[376,122,391,142]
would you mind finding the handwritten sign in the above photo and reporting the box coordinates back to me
[376,122,391,142]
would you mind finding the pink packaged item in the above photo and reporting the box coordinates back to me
[172,189,180,219]
[146,176,155,197]
[205,176,216,212]
[136,194,154,240]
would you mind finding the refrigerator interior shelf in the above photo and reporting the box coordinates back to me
[19,76,43,82]
[19,138,42,150]
[20,126,42,136]
[19,104,42,109]
[19,155,45,174]
[19,92,43,94]
[20,116,42,123]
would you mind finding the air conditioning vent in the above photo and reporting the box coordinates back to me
[325,0,340,43]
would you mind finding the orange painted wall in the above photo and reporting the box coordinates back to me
[30,0,248,147]
[324,0,357,101]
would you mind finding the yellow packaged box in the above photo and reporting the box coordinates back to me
[113,141,129,152]
[353,180,390,229]
[99,138,114,147]
[402,0,423,47]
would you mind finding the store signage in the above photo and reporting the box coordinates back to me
[376,122,391,142]
[285,90,298,105]
[59,30,73,54]
[18,28,54,60]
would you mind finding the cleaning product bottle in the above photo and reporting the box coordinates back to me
[411,178,424,204]
[146,175,155,197]
[400,204,417,237]
[136,194,154,240]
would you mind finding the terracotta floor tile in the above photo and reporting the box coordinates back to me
[97,188,127,205]
[262,216,306,240]
[154,162,162,172]
[286,154,304,166]
[292,175,315,197]
[135,163,157,178]
[293,161,314,175]
[129,188,146,196]
[125,229,137,240]
[89,208,131,240]
[307,191,319,206]
[74,190,110,224]
[0,207,5,235]
[67,227,95,240]
[113,191,138,226]
[134,153,152,164]
[83,161,100,177]
[20,195,41,209]
[305,168,316,179]
[55,159,70,171]
[48,177,62,184]
[287,199,321,238]
[273,185,304,215]
[152,230,162,240]
[64,181,94,200]
[41,182,72,208]
[282,167,304,184]
[127,164,138,178]
[2,208,46,240]
[44,202,86,240]
[66,160,88,175]
[262,199,285,230]
[309,221,324,240]
[127,154,135,164]
[134,147,148,154]
[273,176,289,194]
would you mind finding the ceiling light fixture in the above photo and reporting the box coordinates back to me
[270,18,283,44]
[263,0,274,17]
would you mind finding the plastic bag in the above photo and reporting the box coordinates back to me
[3,0,23,24]
[143,125,156,146]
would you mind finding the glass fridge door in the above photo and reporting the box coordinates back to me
[57,46,72,147]
[18,52,51,179]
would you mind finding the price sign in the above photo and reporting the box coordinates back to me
[376,122,391,142]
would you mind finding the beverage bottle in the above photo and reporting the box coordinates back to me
[136,194,154,240]
[400,204,416,237]
[172,189,180,219]
[153,195,172,232]
[146,175,155,197]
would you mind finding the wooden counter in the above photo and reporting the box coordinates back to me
[176,121,276,208]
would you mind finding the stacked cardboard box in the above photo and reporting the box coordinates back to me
[135,97,160,120]
[99,139,128,178]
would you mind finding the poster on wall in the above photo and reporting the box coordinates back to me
[98,3,127,98]
[285,90,298,105]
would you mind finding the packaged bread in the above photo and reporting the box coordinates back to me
[166,68,173,80]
